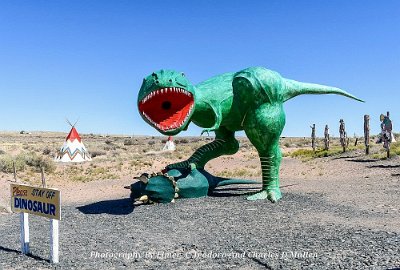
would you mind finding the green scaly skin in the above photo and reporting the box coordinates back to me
[138,67,363,203]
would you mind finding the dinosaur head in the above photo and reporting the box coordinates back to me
[138,70,195,135]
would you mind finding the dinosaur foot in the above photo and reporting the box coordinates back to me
[246,189,282,203]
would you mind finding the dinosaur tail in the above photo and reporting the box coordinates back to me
[283,79,364,103]
[198,169,260,190]
[214,178,260,187]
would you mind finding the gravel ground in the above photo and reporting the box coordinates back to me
[0,188,399,270]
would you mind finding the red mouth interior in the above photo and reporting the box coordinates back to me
[139,87,194,131]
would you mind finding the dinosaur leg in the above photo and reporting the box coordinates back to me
[243,103,285,202]
[166,127,239,170]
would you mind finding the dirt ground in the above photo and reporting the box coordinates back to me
[0,132,399,233]
[0,132,399,269]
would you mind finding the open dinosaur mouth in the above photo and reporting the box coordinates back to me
[138,87,194,132]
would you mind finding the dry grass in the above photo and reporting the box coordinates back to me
[0,132,397,183]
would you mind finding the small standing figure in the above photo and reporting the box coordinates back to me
[339,119,347,152]
[324,125,330,150]
[377,112,394,158]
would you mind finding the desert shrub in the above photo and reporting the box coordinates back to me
[289,147,342,159]
[105,139,113,145]
[283,142,291,148]
[0,149,5,155]
[148,140,156,145]
[0,153,55,173]
[24,152,56,173]
[103,145,116,151]
[0,155,26,173]
[111,151,120,157]
[91,150,106,158]
[123,139,135,146]
[176,138,189,144]
[42,147,52,155]
[391,141,400,155]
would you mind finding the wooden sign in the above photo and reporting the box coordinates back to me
[10,183,61,263]
[11,183,61,220]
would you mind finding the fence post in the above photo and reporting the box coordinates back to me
[339,119,347,153]
[41,167,46,188]
[311,124,316,152]
[385,111,391,158]
[13,160,17,182]
[324,125,330,150]
[364,115,370,154]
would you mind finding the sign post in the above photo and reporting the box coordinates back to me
[10,183,61,263]
[50,219,59,263]
[20,212,30,254]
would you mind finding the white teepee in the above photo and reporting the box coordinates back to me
[162,136,176,151]
[55,125,92,162]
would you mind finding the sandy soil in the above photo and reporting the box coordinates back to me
[1,132,399,233]
[0,132,399,269]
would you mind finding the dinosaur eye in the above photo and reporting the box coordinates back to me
[181,73,185,77]
[155,80,159,84]
[169,79,172,82]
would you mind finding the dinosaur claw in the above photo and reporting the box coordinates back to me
[189,163,197,171]
[246,190,282,202]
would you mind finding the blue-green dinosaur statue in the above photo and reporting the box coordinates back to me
[132,67,363,204]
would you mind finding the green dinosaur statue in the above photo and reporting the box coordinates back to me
[130,167,259,204]
[134,67,363,203]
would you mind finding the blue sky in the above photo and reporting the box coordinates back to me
[0,1,399,137]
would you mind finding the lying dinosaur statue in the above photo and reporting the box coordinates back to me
[132,67,363,203]
[130,167,259,204]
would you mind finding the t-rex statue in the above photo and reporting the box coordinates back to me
[132,67,363,203]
